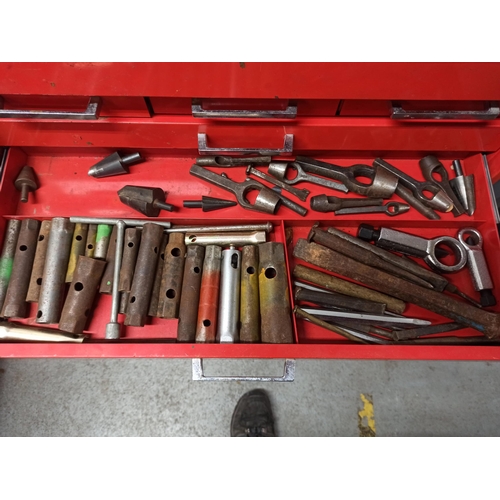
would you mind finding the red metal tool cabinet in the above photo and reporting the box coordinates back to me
[1,62,500,361]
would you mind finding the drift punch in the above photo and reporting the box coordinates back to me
[335,202,410,217]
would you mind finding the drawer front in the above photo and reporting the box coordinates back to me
[0,146,500,360]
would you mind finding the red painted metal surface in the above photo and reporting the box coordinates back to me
[1,63,500,100]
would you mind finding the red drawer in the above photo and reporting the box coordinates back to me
[1,62,500,361]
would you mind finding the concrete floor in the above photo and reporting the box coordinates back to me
[0,357,499,436]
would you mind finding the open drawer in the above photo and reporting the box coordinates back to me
[0,145,500,361]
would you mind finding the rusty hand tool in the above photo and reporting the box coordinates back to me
[190,164,281,214]
[196,156,271,167]
[293,238,500,338]
[36,218,75,324]
[294,286,387,315]
[88,151,143,178]
[70,217,171,228]
[94,224,112,260]
[105,220,126,339]
[395,184,440,220]
[0,219,21,313]
[335,202,410,217]
[157,233,186,319]
[196,245,222,342]
[26,220,52,303]
[14,166,39,203]
[65,223,89,283]
[124,223,164,327]
[240,245,260,343]
[0,321,86,342]
[450,160,475,216]
[268,161,348,193]
[118,228,141,314]
[183,196,237,212]
[392,322,464,341]
[457,228,496,307]
[148,235,167,317]
[310,194,384,213]
[259,242,294,343]
[419,155,465,216]
[59,256,107,335]
[295,156,400,198]
[1,219,40,318]
[325,226,481,307]
[185,231,266,247]
[373,158,453,212]
[118,185,175,216]
[99,226,118,294]
[293,264,406,314]
[177,245,205,342]
[397,336,500,345]
[246,166,310,201]
[217,246,241,343]
[85,224,97,258]
[168,222,273,234]
[357,225,467,273]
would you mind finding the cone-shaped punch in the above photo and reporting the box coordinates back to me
[450,160,476,216]
[14,166,39,203]
[183,196,237,212]
[118,185,175,217]
[88,152,143,178]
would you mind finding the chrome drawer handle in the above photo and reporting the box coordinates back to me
[192,358,296,382]
[0,96,102,120]
[192,99,297,119]
[391,101,500,120]
[198,132,294,156]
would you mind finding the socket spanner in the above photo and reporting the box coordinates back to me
[190,164,281,214]
[268,161,348,193]
[246,166,310,201]
[457,228,496,307]
[335,202,410,217]
[374,158,454,212]
[358,225,468,273]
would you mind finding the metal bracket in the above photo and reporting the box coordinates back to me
[0,96,102,120]
[192,358,296,382]
[192,99,297,119]
[198,133,294,156]
[391,101,500,120]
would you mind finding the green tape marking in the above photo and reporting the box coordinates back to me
[0,257,14,282]
[96,224,112,242]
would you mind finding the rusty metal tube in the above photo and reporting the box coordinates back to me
[85,224,97,258]
[36,218,75,324]
[177,245,205,342]
[148,234,167,317]
[259,242,293,343]
[118,227,141,314]
[293,238,500,338]
[158,233,186,318]
[239,245,260,343]
[124,223,164,327]
[99,225,118,294]
[0,219,22,313]
[65,223,89,283]
[59,256,107,334]
[26,220,52,302]
[195,245,222,342]
[1,219,40,318]
[293,264,406,314]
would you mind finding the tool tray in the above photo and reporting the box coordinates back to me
[1,62,500,360]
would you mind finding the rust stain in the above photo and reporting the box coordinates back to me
[239,62,246,69]
[50,82,56,87]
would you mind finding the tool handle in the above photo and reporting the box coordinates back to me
[192,99,297,119]
[391,102,500,120]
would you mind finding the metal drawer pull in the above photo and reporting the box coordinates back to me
[198,133,294,156]
[391,101,500,120]
[192,100,297,119]
[0,96,102,120]
[192,358,296,382]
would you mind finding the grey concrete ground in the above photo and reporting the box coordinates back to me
[0,358,499,436]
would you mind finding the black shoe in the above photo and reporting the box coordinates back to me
[230,389,276,437]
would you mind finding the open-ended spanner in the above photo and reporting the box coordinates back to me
[335,202,411,217]
[295,156,399,198]
[268,161,348,193]
[373,158,454,212]
[419,155,465,217]
[358,225,468,273]
[457,228,496,307]
[190,164,281,214]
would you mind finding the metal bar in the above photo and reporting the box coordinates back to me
[391,102,500,120]
[70,217,172,228]
[192,100,297,119]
